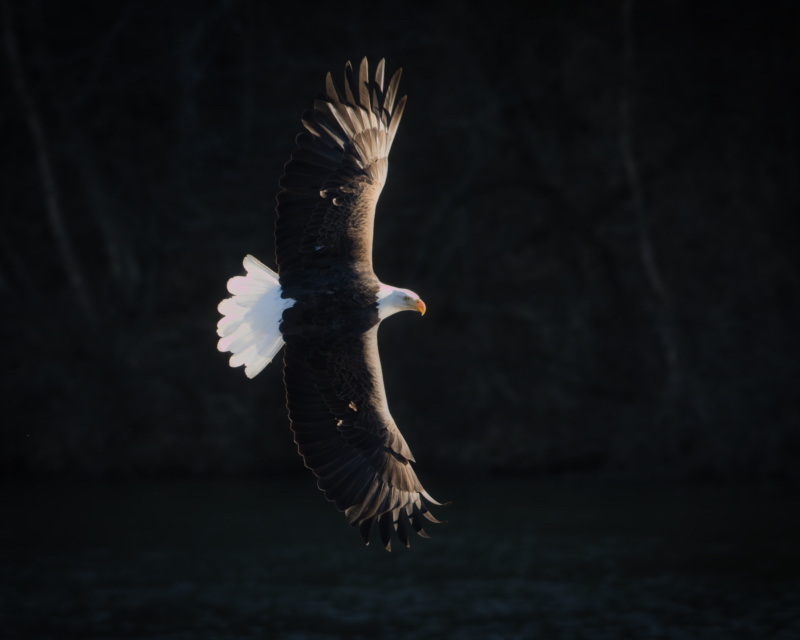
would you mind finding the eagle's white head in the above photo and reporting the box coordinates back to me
[376,284,426,320]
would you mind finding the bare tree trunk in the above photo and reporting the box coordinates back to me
[0,263,9,293]
[619,0,679,389]
[2,0,95,323]
[239,0,256,165]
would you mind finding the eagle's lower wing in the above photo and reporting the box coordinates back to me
[283,326,441,550]
[275,57,406,281]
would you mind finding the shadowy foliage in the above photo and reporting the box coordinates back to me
[1,0,798,480]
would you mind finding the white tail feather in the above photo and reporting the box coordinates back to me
[217,255,295,378]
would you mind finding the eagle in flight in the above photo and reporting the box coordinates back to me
[217,58,443,550]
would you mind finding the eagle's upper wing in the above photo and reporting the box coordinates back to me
[275,57,406,281]
[283,326,442,550]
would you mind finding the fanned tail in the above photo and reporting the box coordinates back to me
[217,255,295,378]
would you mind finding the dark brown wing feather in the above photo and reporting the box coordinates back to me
[275,57,406,277]
[283,326,442,550]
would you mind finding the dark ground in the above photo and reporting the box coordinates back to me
[1,478,799,639]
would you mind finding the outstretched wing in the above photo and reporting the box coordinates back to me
[283,326,443,551]
[275,57,406,283]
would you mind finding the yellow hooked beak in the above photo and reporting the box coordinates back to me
[415,299,426,316]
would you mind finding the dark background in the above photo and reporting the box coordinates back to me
[2,0,798,481]
[2,1,800,638]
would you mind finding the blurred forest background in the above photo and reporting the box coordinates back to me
[1,0,798,481]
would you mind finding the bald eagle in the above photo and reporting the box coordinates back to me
[217,58,443,550]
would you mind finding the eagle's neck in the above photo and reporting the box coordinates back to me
[376,283,404,320]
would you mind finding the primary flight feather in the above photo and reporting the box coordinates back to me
[217,58,443,551]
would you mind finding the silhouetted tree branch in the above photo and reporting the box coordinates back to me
[620,0,679,389]
[2,0,96,323]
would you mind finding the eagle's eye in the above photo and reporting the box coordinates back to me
[403,296,411,301]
